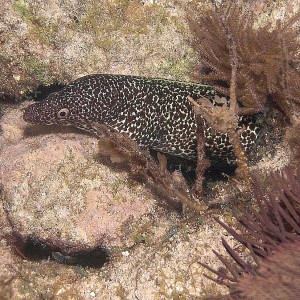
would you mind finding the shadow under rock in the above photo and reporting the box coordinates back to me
[14,237,109,268]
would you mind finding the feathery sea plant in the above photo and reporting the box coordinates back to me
[188,1,300,120]
[201,164,300,299]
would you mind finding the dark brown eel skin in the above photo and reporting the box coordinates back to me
[23,74,261,166]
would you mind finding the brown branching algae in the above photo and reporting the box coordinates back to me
[188,1,300,120]
[94,123,207,212]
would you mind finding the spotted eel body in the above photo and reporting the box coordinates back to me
[23,74,260,165]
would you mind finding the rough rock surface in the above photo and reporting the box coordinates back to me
[0,104,233,299]
[0,0,194,100]
[0,103,168,251]
[0,100,292,300]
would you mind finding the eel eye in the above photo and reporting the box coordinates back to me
[57,108,69,119]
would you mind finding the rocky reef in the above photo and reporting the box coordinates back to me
[0,0,300,299]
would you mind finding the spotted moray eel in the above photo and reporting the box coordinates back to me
[23,74,260,165]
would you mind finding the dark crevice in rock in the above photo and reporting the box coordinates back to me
[0,95,18,103]
[0,83,65,103]
[27,83,65,101]
[152,150,236,184]
[14,237,109,268]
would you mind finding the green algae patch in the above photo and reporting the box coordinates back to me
[14,0,57,46]
[24,56,54,85]
[79,0,169,37]
[77,0,170,52]
[13,0,34,22]
[155,49,196,81]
